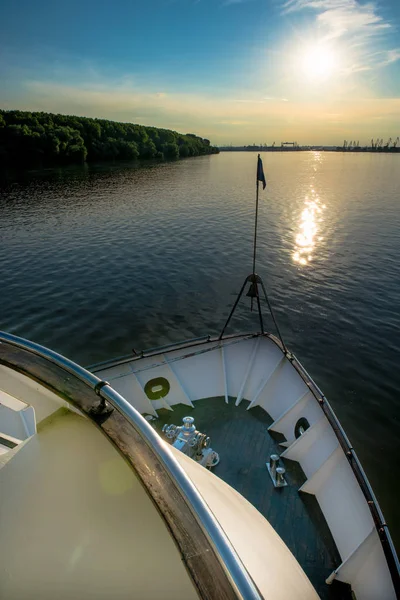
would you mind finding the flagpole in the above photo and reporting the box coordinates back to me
[252,155,260,277]
[220,152,287,344]
[220,153,286,346]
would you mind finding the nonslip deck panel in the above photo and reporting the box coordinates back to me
[154,397,343,600]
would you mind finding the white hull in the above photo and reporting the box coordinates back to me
[0,331,398,599]
[91,332,398,600]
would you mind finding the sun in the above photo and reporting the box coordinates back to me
[300,44,337,81]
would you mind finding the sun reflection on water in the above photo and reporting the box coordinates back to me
[293,189,325,266]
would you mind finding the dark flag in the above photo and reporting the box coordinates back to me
[257,154,266,190]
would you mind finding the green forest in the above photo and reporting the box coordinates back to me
[0,110,219,167]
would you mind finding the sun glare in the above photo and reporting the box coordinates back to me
[300,44,337,81]
[293,178,325,267]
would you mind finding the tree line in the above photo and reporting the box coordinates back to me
[0,110,219,167]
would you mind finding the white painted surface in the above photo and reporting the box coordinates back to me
[20,405,36,437]
[94,334,396,598]
[171,447,319,600]
[253,358,309,420]
[301,448,374,560]
[133,361,193,409]
[95,361,158,415]
[243,338,283,406]
[162,354,194,407]
[0,365,68,424]
[99,366,157,416]
[335,529,396,600]
[97,361,134,380]
[223,337,257,401]
[0,404,27,440]
[0,387,36,441]
[299,446,344,495]
[130,369,172,412]
[268,392,322,446]
[0,437,30,468]
[165,346,225,400]
[0,389,28,411]
[236,337,260,406]
[282,417,339,479]
[0,408,199,600]
[221,346,228,403]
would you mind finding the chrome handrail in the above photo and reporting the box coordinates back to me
[99,385,261,599]
[0,331,262,600]
[0,332,100,387]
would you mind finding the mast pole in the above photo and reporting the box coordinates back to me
[220,152,285,345]
[252,157,260,278]
[250,156,260,313]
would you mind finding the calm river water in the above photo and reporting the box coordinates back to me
[1,151,399,546]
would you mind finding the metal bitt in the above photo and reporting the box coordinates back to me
[276,467,286,487]
[162,416,220,469]
[269,454,279,477]
[266,453,287,488]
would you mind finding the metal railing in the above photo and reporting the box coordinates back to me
[91,327,399,596]
[88,332,257,372]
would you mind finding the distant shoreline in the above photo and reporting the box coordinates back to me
[219,147,400,153]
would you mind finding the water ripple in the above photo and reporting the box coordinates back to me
[1,153,399,546]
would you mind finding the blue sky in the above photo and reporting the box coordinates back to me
[1,0,399,145]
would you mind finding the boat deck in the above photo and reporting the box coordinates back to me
[153,397,352,600]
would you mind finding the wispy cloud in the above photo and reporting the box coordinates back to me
[284,0,390,37]
[343,48,400,74]
[283,0,400,72]
[265,96,289,102]
[378,49,400,67]
[234,97,289,103]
